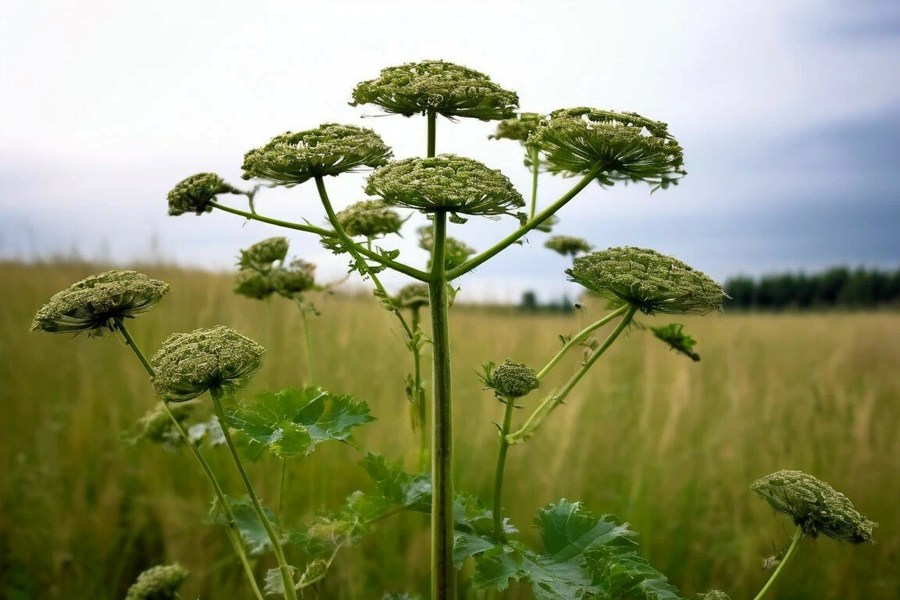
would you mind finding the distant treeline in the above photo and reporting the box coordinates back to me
[724,267,900,310]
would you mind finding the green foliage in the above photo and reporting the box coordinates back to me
[226,387,374,461]
[210,495,281,556]
[650,323,700,362]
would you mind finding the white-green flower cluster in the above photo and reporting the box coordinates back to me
[125,563,189,600]
[351,60,519,121]
[31,270,169,335]
[234,237,316,301]
[336,200,404,238]
[489,112,543,143]
[567,247,725,315]
[151,326,265,402]
[367,155,524,218]
[544,235,592,257]
[242,123,393,186]
[238,236,290,271]
[530,107,685,189]
[751,470,876,544]
[167,173,240,216]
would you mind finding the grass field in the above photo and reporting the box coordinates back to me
[1,261,897,599]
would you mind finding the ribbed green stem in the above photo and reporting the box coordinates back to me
[446,166,600,279]
[427,109,437,157]
[752,528,804,600]
[114,319,264,600]
[300,308,315,385]
[529,146,540,220]
[492,395,516,538]
[507,305,637,445]
[411,307,429,471]
[211,388,298,600]
[428,210,455,600]
[536,305,629,380]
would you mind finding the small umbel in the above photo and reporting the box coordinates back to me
[489,359,539,398]
[167,173,241,216]
[336,200,404,238]
[125,563,189,600]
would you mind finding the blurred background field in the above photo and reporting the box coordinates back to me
[1,261,897,600]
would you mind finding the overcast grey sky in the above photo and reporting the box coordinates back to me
[2,0,898,301]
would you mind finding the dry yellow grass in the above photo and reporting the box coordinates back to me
[1,261,897,599]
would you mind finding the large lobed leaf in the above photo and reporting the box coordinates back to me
[225,386,375,461]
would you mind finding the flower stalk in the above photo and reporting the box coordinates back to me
[751,528,804,600]
[492,394,516,539]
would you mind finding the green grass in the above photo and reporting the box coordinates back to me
[1,261,897,599]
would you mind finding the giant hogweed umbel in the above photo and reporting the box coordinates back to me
[33,60,875,600]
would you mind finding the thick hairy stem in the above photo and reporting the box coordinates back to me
[428,210,455,600]
[114,319,265,600]
[492,395,516,538]
[411,308,429,471]
[507,305,637,445]
[446,166,600,279]
[427,109,437,158]
[211,388,298,600]
[752,528,804,600]
[536,305,629,380]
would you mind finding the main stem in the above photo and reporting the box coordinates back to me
[211,388,298,600]
[412,308,429,471]
[428,210,455,600]
[492,395,516,538]
[752,528,804,600]
[113,319,265,600]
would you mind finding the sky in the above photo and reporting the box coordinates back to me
[1,0,898,302]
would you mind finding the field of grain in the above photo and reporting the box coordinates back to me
[1,261,897,600]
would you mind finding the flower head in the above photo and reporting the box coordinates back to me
[544,235,592,257]
[367,155,524,218]
[530,107,685,189]
[394,283,430,310]
[489,112,543,142]
[31,270,169,335]
[270,260,316,299]
[567,247,725,315]
[125,563,189,600]
[167,173,240,216]
[233,269,276,300]
[351,60,519,121]
[336,200,404,238]
[151,326,265,401]
[241,123,393,186]
[488,359,539,398]
[238,237,289,271]
[751,470,876,544]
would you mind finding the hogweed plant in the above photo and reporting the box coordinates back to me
[31,60,876,600]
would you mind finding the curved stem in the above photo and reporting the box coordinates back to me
[752,528,804,600]
[529,147,540,220]
[209,200,335,238]
[113,319,265,600]
[507,305,637,445]
[492,395,516,538]
[536,305,629,380]
[211,388,298,600]
[446,166,600,279]
[428,210,455,600]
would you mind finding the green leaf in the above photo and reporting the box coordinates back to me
[209,495,280,556]
[586,547,682,600]
[226,387,375,461]
[650,323,700,362]
[264,566,298,596]
[357,453,431,517]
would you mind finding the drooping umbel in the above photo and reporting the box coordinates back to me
[567,247,725,315]
[167,173,242,216]
[234,237,316,301]
[351,59,519,121]
[241,123,393,186]
[544,235,592,257]
[367,155,524,218]
[335,200,404,238]
[151,325,265,402]
[751,470,876,544]
[31,270,170,335]
[530,107,686,189]
[238,236,290,271]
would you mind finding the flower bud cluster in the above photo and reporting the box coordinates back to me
[488,359,539,398]
[167,173,240,216]
[125,563,189,600]
[150,325,265,402]
[336,200,404,238]
[31,270,169,335]
[367,155,524,218]
[751,470,876,544]
[242,123,393,186]
[351,60,519,121]
[567,247,725,315]
[544,235,592,257]
[530,107,685,189]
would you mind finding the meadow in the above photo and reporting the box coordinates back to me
[1,261,897,599]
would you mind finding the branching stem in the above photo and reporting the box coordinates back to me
[507,305,637,445]
[113,319,265,600]
[537,305,630,380]
[752,528,804,600]
[211,388,298,600]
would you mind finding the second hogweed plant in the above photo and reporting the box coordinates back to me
[32,60,876,599]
